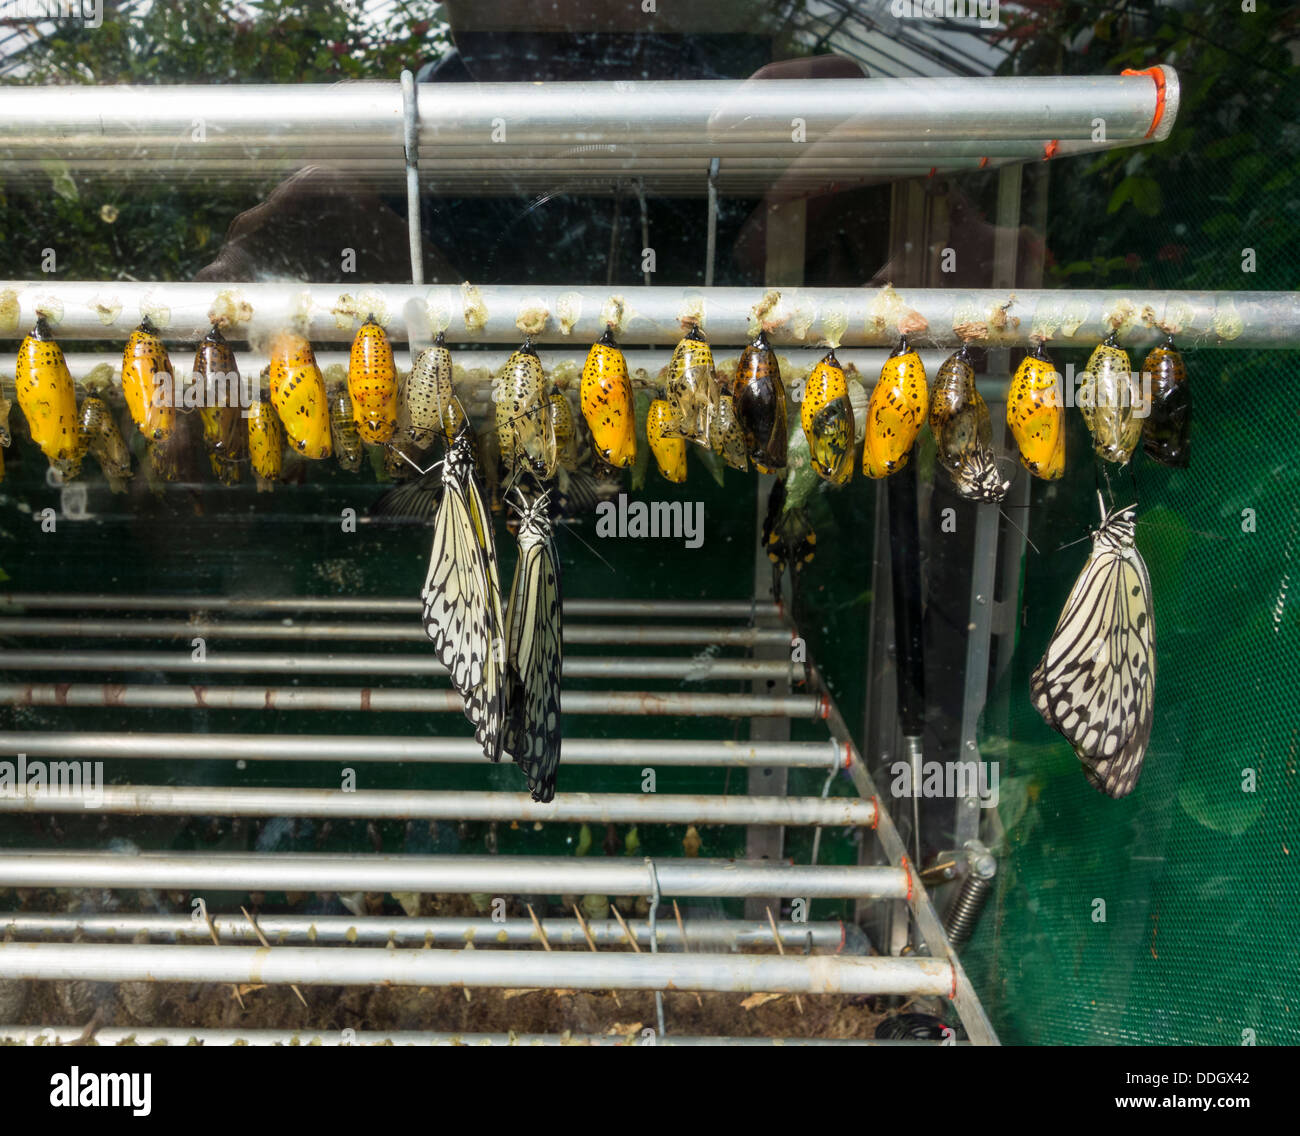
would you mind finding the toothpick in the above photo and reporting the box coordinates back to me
[766,905,804,1015]
[525,903,551,951]
[204,910,244,1010]
[608,903,642,953]
[672,900,704,1009]
[241,906,308,1008]
[573,903,621,1009]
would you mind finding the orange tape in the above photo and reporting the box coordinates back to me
[1122,66,1168,139]
[1043,139,1059,160]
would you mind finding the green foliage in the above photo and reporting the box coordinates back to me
[0,1,449,282]
[997,2,1299,292]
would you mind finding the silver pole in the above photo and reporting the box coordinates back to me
[0,1026,950,1046]
[0,731,845,769]
[0,618,790,647]
[0,74,1174,149]
[0,913,855,952]
[0,785,876,827]
[0,594,771,618]
[0,852,908,898]
[0,649,799,683]
[400,69,423,287]
[0,284,1285,349]
[44,350,1001,398]
[0,940,953,995]
[0,682,823,718]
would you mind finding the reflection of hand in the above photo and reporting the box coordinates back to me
[194,166,461,285]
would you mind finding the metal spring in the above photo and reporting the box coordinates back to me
[943,873,992,949]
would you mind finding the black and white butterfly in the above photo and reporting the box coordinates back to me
[1031,494,1156,798]
[420,423,506,763]
[503,489,563,802]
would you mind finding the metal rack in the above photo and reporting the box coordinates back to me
[0,596,995,1044]
[0,69,1220,1047]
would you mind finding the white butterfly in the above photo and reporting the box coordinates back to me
[420,424,506,763]
[1031,494,1156,798]
[502,490,563,803]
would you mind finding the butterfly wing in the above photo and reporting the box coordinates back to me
[421,444,505,762]
[1031,539,1156,798]
[503,510,563,802]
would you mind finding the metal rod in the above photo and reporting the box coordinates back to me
[0,731,844,769]
[0,913,854,952]
[0,682,822,718]
[0,785,876,827]
[0,594,769,618]
[705,156,720,287]
[0,73,1175,150]
[0,1027,939,1046]
[0,649,799,683]
[0,284,1284,349]
[0,618,790,647]
[0,940,953,994]
[400,69,423,286]
[37,350,1009,400]
[0,852,909,899]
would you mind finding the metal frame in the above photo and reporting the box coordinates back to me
[1,283,1291,347]
[0,72,1179,193]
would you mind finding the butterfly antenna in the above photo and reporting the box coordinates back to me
[997,506,1040,557]
[562,522,617,574]
[386,445,443,478]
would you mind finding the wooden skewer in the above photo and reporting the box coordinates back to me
[204,909,244,1010]
[525,903,551,951]
[672,900,704,1009]
[241,906,308,1008]
[573,903,622,1009]
[766,905,804,1015]
[608,903,641,953]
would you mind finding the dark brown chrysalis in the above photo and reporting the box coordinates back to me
[733,328,788,472]
[1140,336,1190,468]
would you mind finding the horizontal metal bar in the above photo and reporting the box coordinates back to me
[43,349,997,396]
[0,785,873,827]
[0,74,1172,151]
[0,913,855,952]
[0,682,821,718]
[0,649,798,683]
[0,284,1284,349]
[0,731,845,769]
[0,618,789,647]
[0,1027,939,1046]
[0,940,953,995]
[0,595,768,619]
[0,852,907,899]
